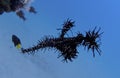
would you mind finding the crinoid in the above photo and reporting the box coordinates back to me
[0,0,36,20]
[21,19,103,62]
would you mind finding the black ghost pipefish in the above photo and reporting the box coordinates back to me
[21,19,103,62]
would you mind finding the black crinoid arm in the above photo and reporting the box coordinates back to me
[21,19,103,62]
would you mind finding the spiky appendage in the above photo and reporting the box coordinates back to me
[82,27,103,57]
[60,19,75,38]
[21,19,103,62]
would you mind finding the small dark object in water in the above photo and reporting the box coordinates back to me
[12,35,21,49]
